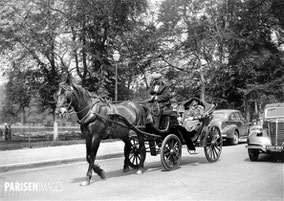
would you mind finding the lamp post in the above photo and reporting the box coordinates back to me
[112,50,120,102]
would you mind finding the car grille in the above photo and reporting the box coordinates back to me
[269,121,284,146]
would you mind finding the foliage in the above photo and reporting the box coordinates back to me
[61,0,148,99]
[0,0,63,119]
[0,0,283,123]
[209,0,284,113]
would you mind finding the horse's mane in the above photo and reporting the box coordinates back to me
[72,84,93,103]
[72,83,111,105]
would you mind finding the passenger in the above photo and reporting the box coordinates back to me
[8,124,11,140]
[4,124,8,141]
[183,99,205,133]
[148,73,171,128]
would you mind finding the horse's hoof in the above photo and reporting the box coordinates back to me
[123,167,130,173]
[136,169,143,175]
[98,170,106,180]
[80,180,90,186]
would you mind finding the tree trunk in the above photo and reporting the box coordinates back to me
[254,101,258,114]
[20,107,25,125]
[200,67,205,102]
[53,111,58,141]
[244,96,249,121]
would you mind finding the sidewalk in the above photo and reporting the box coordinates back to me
[0,141,124,173]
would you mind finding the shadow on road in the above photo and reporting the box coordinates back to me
[70,153,213,184]
[244,153,284,163]
[222,140,247,147]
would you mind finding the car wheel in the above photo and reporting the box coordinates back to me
[229,130,239,145]
[248,149,259,161]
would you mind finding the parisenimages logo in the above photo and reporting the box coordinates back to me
[4,181,63,195]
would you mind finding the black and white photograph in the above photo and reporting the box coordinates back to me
[0,0,283,200]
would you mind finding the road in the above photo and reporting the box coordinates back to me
[0,142,283,201]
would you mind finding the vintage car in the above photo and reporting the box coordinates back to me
[247,103,284,161]
[210,109,249,145]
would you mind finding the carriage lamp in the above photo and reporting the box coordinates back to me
[112,50,120,102]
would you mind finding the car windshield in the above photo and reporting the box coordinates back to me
[265,107,284,118]
[213,112,225,118]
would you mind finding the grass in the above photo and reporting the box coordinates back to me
[0,139,84,151]
[0,138,118,151]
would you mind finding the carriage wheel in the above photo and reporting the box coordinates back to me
[128,134,146,169]
[204,126,222,163]
[160,134,182,171]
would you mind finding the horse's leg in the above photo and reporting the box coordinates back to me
[91,136,105,179]
[136,133,145,174]
[121,136,131,173]
[89,134,105,177]
[93,163,105,179]
[80,133,92,186]
[81,134,104,186]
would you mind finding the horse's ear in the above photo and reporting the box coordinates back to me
[66,75,72,85]
[66,75,76,87]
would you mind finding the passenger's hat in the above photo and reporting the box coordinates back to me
[151,72,162,79]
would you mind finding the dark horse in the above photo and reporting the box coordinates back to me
[54,78,150,186]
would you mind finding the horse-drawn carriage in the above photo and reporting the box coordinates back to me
[55,79,223,186]
[117,98,223,171]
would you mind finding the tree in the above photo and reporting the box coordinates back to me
[61,0,148,100]
[157,0,225,101]
[222,0,284,118]
[0,0,65,119]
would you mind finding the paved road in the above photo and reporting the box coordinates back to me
[0,143,283,201]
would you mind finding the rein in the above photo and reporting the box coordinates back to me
[77,100,161,138]
[57,84,160,138]
[68,101,92,116]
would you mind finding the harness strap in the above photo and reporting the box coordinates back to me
[78,110,130,129]
[107,113,161,138]
[77,101,161,139]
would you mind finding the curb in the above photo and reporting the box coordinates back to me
[0,152,124,173]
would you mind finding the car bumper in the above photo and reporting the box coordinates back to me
[246,144,284,153]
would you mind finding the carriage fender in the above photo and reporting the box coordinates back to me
[173,125,195,150]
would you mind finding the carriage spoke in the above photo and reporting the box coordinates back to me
[213,147,219,158]
[164,145,171,153]
[137,154,141,160]
[129,153,134,160]
[131,155,136,163]
[204,126,222,163]
[208,147,213,159]
[164,151,171,157]
[211,147,217,160]
[135,155,139,165]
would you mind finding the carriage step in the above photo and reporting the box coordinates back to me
[149,140,157,156]
[187,148,199,155]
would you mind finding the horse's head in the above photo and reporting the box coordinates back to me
[54,81,75,118]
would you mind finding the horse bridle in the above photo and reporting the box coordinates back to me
[56,84,80,116]
[56,84,96,118]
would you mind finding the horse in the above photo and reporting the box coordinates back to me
[54,78,151,186]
